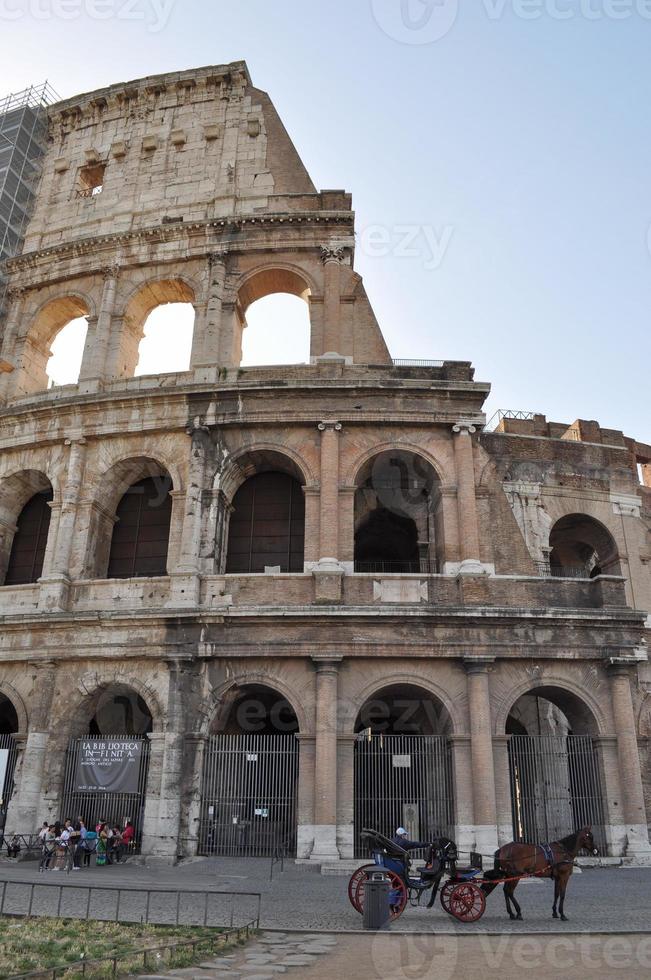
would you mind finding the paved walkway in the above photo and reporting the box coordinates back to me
[137,930,651,980]
[1,857,651,932]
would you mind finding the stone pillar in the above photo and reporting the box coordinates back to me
[452,422,484,575]
[608,662,651,859]
[317,421,342,561]
[178,733,207,858]
[336,734,355,858]
[7,660,57,829]
[320,246,345,356]
[38,439,87,612]
[463,658,498,852]
[168,427,210,607]
[192,254,227,378]
[0,288,24,402]
[296,734,316,859]
[493,735,514,845]
[450,734,474,856]
[79,267,119,389]
[309,657,341,861]
[339,487,356,572]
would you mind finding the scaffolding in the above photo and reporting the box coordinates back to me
[0,81,59,321]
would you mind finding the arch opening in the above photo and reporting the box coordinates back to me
[240,293,311,367]
[354,684,454,856]
[225,470,305,574]
[200,684,299,857]
[0,693,19,831]
[0,694,19,736]
[106,475,172,579]
[61,684,154,848]
[354,451,442,573]
[548,514,621,578]
[506,686,607,851]
[134,302,194,376]
[46,316,89,388]
[4,480,53,586]
[19,296,90,395]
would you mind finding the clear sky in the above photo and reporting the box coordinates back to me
[2,0,649,440]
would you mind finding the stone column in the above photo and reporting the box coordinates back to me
[320,246,345,356]
[178,733,207,858]
[450,734,474,856]
[296,734,316,859]
[7,660,57,829]
[608,662,651,859]
[452,422,484,575]
[313,422,344,602]
[493,735,514,845]
[38,439,87,612]
[0,288,24,402]
[336,734,356,859]
[79,266,119,389]
[310,657,341,861]
[168,427,210,607]
[464,659,498,852]
[191,253,228,378]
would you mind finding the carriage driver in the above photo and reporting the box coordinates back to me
[391,827,429,851]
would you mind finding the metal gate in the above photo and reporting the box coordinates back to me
[0,733,18,831]
[508,735,607,852]
[198,734,298,857]
[354,734,454,857]
[61,736,150,844]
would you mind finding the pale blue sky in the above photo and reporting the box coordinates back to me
[2,0,650,440]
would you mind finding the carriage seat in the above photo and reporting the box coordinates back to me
[453,867,483,879]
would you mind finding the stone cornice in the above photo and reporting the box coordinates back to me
[6,212,356,280]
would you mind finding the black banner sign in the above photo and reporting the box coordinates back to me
[74,740,144,794]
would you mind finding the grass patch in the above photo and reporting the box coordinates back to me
[0,916,250,978]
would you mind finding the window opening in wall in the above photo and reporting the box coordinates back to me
[241,293,310,366]
[5,488,53,585]
[134,303,194,376]
[77,162,106,197]
[46,316,88,388]
[107,476,172,579]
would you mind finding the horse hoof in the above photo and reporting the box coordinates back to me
[552,912,558,919]
[561,915,568,922]
[509,914,515,921]
[516,915,523,921]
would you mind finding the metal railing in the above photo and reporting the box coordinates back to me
[7,917,258,980]
[354,559,438,574]
[0,877,261,928]
[486,409,537,431]
[535,561,592,580]
[392,358,444,368]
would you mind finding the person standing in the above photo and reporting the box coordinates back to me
[118,821,135,862]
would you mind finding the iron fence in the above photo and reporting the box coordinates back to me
[534,561,592,579]
[508,734,607,853]
[354,559,438,574]
[60,735,150,846]
[0,878,261,929]
[354,734,454,857]
[199,733,298,857]
[392,359,444,368]
[0,732,18,830]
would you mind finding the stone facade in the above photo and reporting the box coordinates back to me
[0,63,649,864]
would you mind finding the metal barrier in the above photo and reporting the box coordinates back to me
[354,559,438,574]
[6,917,258,979]
[0,878,261,929]
[534,561,591,579]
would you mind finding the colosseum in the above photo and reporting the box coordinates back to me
[0,63,649,866]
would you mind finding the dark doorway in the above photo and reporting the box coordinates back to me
[107,476,172,578]
[5,489,53,585]
[354,507,419,573]
[225,472,305,573]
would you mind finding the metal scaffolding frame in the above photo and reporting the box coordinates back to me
[0,81,59,319]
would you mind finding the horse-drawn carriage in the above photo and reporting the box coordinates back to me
[349,826,597,924]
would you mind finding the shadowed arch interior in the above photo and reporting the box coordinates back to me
[225,469,305,573]
[549,514,621,578]
[4,482,53,585]
[107,475,172,579]
[0,694,19,735]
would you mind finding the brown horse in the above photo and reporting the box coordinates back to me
[481,827,598,921]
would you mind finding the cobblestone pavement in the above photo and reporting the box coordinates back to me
[1,858,650,934]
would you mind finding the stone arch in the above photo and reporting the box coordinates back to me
[351,447,445,573]
[0,469,54,585]
[15,294,93,396]
[231,265,314,368]
[344,672,461,736]
[0,682,28,734]
[547,513,621,578]
[83,455,177,579]
[494,674,607,736]
[345,441,448,488]
[202,673,310,737]
[118,277,197,378]
[61,671,164,736]
[217,444,313,502]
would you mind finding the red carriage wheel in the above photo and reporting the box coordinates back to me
[439,880,456,915]
[448,882,486,923]
[348,864,376,913]
[354,869,408,920]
